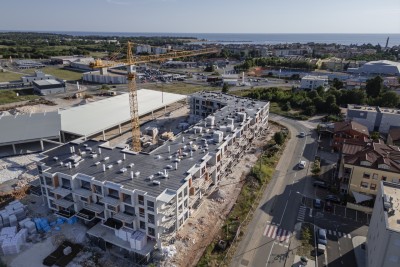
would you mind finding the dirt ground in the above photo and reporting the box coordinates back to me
[163,123,279,267]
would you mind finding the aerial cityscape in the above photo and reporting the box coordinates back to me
[0,1,399,267]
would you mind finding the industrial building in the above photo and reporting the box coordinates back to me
[0,112,62,157]
[21,71,55,84]
[83,70,127,84]
[300,75,329,90]
[32,79,66,95]
[35,92,269,263]
[14,60,45,69]
[59,89,186,142]
[348,60,400,76]
[367,181,400,267]
[347,104,400,133]
[0,90,186,156]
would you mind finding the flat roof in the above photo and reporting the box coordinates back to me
[60,89,186,137]
[0,112,61,145]
[40,92,268,198]
[382,182,400,232]
[33,79,62,86]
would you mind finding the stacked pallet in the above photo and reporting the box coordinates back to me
[0,227,27,255]
[0,200,27,229]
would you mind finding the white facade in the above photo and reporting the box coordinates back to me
[347,105,400,133]
[300,75,329,90]
[70,58,95,71]
[348,60,400,76]
[367,182,400,267]
[83,72,127,84]
[136,45,152,54]
[22,71,54,84]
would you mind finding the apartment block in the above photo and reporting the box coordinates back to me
[36,92,269,262]
[338,142,400,199]
[367,181,400,267]
[300,75,329,90]
[347,105,400,133]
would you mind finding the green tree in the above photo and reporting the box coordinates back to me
[222,83,230,93]
[371,132,380,141]
[378,91,399,108]
[332,78,344,89]
[282,101,291,111]
[274,132,285,145]
[204,65,215,72]
[365,76,383,98]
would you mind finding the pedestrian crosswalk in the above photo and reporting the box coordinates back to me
[263,224,292,244]
[327,230,352,239]
[297,205,306,222]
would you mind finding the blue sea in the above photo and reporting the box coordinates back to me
[2,31,400,46]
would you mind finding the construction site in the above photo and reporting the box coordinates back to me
[0,43,271,267]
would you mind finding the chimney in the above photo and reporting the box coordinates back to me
[130,171,134,180]
[123,153,126,160]
[175,162,178,170]
[190,150,193,157]
[102,164,106,172]
[168,146,171,154]
[72,146,75,153]
[68,162,72,169]
[70,146,73,154]
[98,148,102,154]
[182,137,185,143]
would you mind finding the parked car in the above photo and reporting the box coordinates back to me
[298,160,306,169]
[313,198,322,209]
[317,244,326,254]
[299,132,306,138]
[317,228,327,245]
[325,201,333,212]
[313,181,328,189]
[325,195,341,204]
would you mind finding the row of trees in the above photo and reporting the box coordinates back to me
[0,32,194,59]
[234,57,316,71]
[243,77,400,117]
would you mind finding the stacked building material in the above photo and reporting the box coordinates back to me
[0,226,28,255]
[0,200,27,229]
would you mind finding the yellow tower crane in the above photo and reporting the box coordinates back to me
[90,42,219,152]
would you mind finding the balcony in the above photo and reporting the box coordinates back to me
[100,196,121,207]
[160,216,176,229]
[72,188,92,198]
[83,203,105,213]
[51,187,71,198]
[159,203,176,217]
[113,212,135,223]
[54,198,74,209]
[55,208,75,219]
[103,217,123,230]
[76,208,96,221]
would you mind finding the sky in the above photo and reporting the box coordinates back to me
[1,0,399,33]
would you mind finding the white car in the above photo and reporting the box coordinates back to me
[299,132,306,137]
[298,160,306,169]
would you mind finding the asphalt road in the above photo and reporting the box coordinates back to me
[230,114,318,267]
[302,196,368,267]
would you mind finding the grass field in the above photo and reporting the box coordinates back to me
[0,90,39,105]
[140,82,219,95]
[0,71,23,82]
[24,67,82,81]
[89,52,108,58]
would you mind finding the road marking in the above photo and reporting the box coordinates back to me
[276,228,282,240]
[285,232,291,243]
[263,224,270,236]
[271,226,278,239]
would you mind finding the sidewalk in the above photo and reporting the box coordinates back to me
[352,236,366,267]
[286,223,316,267]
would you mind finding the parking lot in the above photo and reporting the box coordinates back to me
[303,196,370,225]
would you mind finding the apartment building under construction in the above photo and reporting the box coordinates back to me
[36,92,269,262]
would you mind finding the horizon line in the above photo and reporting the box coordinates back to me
[0,30,399,35]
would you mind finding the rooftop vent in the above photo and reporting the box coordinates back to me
[153,180,161,186]
[53,157,58,161]
[94,161,101,166]
[117,160,122,164]
[129,163,134,168]
[107,164,113,169]
[91,154,98,159]
[119,168,127,173]
[148,175,154,181]
[134,171,140,177]
[104,156,110,161]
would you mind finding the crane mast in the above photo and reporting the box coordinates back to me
[90,42,219,152]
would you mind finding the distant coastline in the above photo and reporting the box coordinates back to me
[1,31,399,46]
